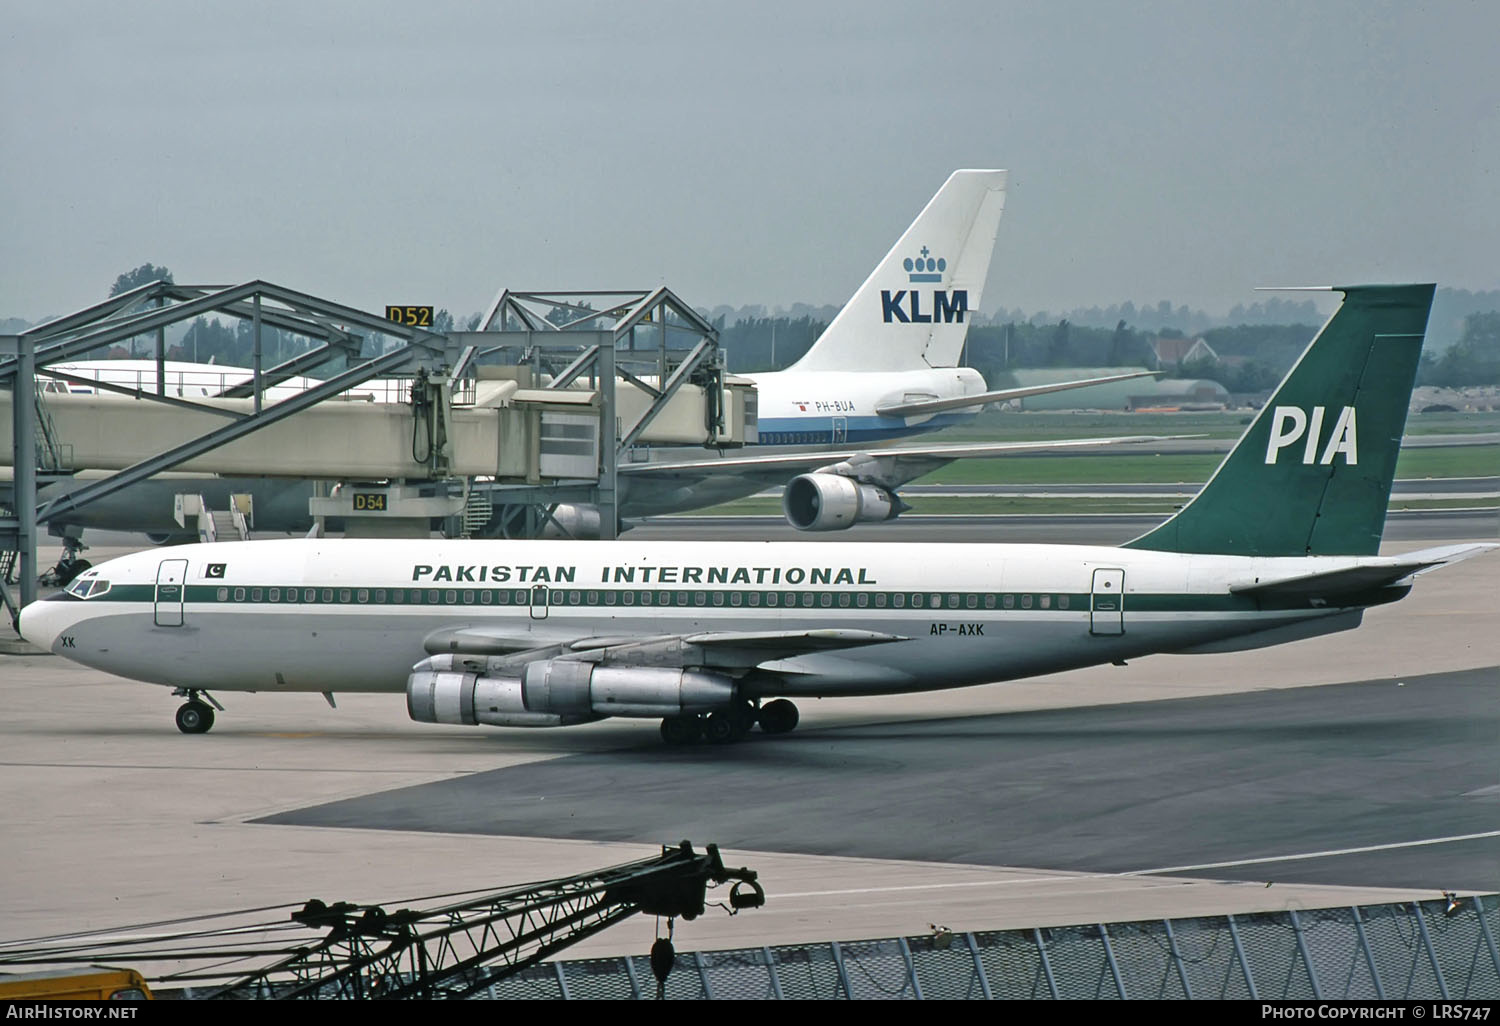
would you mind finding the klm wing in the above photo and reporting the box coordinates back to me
[875,370,1160,418]
[620,434,1177,489]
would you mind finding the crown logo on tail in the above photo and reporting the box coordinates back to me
[903,246,946,283]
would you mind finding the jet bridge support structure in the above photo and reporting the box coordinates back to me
[452,287,743,540]
[1,280,457,615]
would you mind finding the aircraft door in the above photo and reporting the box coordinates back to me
[831,417,847,444]
[529,584,549,620]
[155,559,188,627]
[1090,567,1125,636]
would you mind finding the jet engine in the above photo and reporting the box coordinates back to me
[406,669,591,728]
[492,503,602,540]
[407,658,735,726]
[782,473,901,532]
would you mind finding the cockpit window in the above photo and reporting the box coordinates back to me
[66,578,111,599]
[65,577,90,597]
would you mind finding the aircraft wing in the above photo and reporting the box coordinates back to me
[875,370,1160,418]
[1229,544,1498,599]
[421,627,906,674]
[620,434,1178,485]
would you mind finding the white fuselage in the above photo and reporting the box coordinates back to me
[20,538,1394,701]
[743,366,989,447]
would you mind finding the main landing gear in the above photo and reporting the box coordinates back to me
[659,698,801,746]
[172,688,224,734]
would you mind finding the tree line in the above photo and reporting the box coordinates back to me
[85,264,1500,390]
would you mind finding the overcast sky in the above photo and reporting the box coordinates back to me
[3,0,1495,324]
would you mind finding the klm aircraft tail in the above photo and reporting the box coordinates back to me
[789,169,1007,373]
[1125,284,1434,557]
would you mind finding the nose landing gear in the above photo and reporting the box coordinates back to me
[171,688,224,734]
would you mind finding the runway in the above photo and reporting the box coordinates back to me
[0,522,1496,966]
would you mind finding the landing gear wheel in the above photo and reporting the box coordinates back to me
[730,700,757,738]
[660,716,701,746]
[702,710,740,744]
[758,699,800,735]
[175,701,215,734]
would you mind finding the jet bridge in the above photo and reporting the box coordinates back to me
[2,280,741,618]
[449,287,752,539]
[2,281,742,617]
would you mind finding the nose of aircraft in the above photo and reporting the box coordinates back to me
[17,599,64,651]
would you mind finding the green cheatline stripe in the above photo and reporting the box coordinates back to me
[78,583,1398,615]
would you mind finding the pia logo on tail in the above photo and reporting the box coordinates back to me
[1264,405,1358,465]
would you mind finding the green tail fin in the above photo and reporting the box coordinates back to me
[1125,283,1434,557]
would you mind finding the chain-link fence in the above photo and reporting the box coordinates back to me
[488,894,1499,999]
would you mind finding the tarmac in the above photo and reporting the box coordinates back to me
[0,527,1495,969]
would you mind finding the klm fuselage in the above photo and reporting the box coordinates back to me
[738,366,989,447]
[20,538,1402,699]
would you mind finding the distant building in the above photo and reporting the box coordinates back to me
[1151,336,1217,368]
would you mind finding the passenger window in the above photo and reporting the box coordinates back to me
[217,588,228,602]
[856,594,867,607]
[712,593,724,606]
[912,594,924,608]
[984,595,995,609]
[605,592,617,605]
[1040,595,1051,609]
[1021,595,1033,609]
[730,593,742,606]
[235,588,246,601]
[251,588,263,602]
[340,589,352,603]
[820,593,832,606]
[801,593,813,607]
[428,590,440,603]
[1003,595,1015,609]
[586,591,598,604]
[748,593,761,606]
[375,590,386,603]
[966,594,977,609]
[358,590,370,603]
[321,589,333,603]
[892,594,904,608]
[462,590,473,603]
[1059,595,1070,610]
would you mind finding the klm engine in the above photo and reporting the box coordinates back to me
[407,656,735,727]
[783,473,901,532]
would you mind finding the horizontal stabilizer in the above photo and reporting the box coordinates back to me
[876,370,1159,418]
[1230,544,1497,598]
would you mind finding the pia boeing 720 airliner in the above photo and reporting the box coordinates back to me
[19,283,1494,743]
